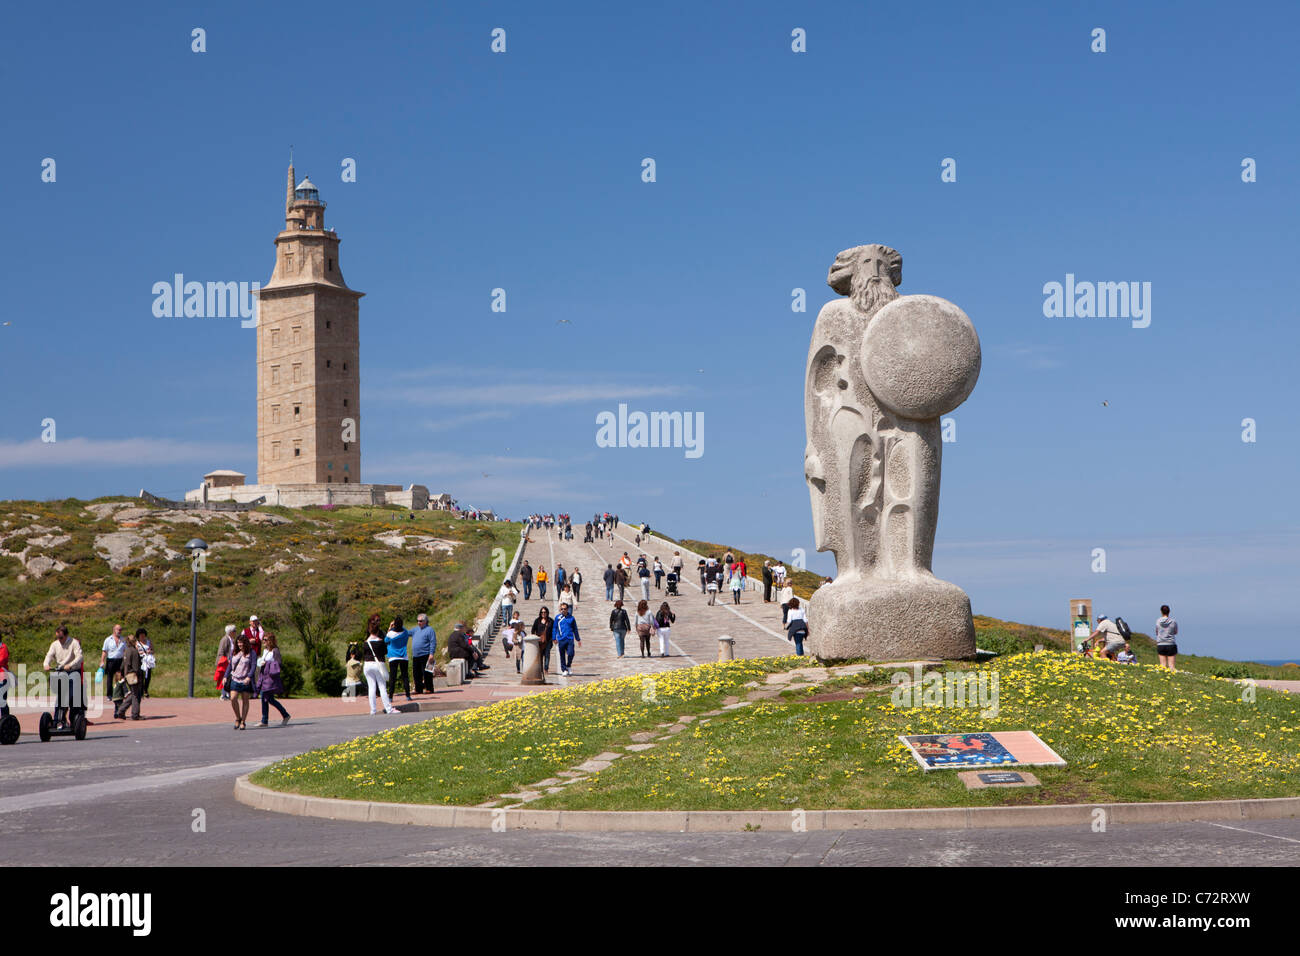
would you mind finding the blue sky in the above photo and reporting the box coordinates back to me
[1,1,1297,658]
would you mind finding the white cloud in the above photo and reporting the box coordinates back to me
[420,410,512,432]
[0,437,247,470]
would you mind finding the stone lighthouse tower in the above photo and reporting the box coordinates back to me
[255,162,363,485]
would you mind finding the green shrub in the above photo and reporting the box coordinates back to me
[1209,662,1253,680]
[280,654,306,697]
[309,645,346,696]
[974,627,1038,658]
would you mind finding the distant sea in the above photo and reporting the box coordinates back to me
[1254,660,1299,667]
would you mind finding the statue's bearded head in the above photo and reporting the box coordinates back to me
[828,244,902,316]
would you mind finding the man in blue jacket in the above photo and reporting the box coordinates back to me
[410,613,437,694]
[553,603,581,677]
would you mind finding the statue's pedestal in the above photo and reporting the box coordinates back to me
[520,637,546,686]
[807,574,975,662]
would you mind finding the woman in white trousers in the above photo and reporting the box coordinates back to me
[655,602,676,657]
[361,616,397,715]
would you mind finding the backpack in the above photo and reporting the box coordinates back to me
[1114,617,1132,641]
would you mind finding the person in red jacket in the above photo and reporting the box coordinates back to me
[241,615,265,656]
[0,638,11,719]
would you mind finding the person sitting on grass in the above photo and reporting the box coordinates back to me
[1116,642,1137,664]
[1090,615,1124,661]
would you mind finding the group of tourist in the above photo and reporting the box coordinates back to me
[214,615,292,728]
[1082,606,1179,669]
[341,611,469,715]
[605,599,676,658]
[499,603,583,676]
[513,561,585,605]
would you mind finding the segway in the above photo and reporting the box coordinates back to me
[39,709,87,741]
[38,669,89,742]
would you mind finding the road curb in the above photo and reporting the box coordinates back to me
[233,774,1300,831]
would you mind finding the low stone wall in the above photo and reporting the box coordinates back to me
[472,529,528,649]
[187,483,404,508]
[140,490,266,512]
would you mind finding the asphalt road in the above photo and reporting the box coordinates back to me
[2,711,1298,866]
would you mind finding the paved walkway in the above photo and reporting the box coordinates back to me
[7,682,552,732]
[477,524,794,687]
[1254,680,1300,694]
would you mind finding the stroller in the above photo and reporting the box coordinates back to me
[665,571,679,596]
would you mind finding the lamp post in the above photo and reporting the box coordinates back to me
[186,538,208,698]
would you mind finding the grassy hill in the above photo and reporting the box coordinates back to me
[655,533,1299,682]
[0,497,519,696]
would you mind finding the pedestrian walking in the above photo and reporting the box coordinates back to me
[558,583,576,610]
[1155,605,1179,671]
[255,633,291,726]
[216,624,237,699]
[507,610,526,673]
[553,603,581,677]
[519,560,534,600]
[571,568,583,602]
[786,598,809,656]
[609,600,630,658]
[114,631,144,720]
[101,624,126,700]
[655,603,676,657]
[730,571,743,604]
[615,565,629,602]
[498,580,518,626]
[227,634,256,730]
[532,606,555,674]
[537,565,548,599]
[706,568,720,605]
[137,629,155,698]
[603,564,616,601]
[653,557,664,589]
[634,600,656,658]
[361,614,397,715]
[385,616,413,700]
[638,562,651,601]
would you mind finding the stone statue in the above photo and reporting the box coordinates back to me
[804,244,981,661]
